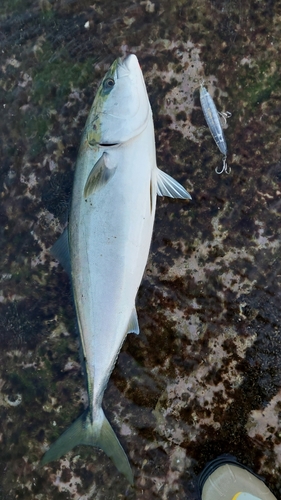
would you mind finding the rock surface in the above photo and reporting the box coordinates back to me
[0,0,281,498]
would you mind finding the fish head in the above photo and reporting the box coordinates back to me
[86,54,151,146]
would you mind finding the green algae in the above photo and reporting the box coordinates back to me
[0,0,33,16]
[31,42,98,108]
[18,41,99,157]
[236,64,281,109]
[7,370,48,405]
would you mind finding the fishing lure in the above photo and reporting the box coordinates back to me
[200,83,231,174]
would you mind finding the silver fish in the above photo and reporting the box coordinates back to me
[41,54,191,483]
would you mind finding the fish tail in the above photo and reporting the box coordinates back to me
[40,408,134,485]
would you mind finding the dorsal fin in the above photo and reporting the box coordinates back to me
[156,167,192,199]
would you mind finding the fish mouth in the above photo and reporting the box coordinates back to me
[121,54,138,72]
[116,54,139,78]
[98,142,119,147]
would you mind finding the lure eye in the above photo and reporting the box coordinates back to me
[103,78,115,90]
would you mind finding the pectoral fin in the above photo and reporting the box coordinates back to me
[156,168,192,199]
[84,153,117,198]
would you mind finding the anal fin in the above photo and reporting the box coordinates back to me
[127,307,140,335]
[50,228,71,277]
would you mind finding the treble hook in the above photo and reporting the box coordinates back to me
[218,111,232,125]
[215,156,231,175]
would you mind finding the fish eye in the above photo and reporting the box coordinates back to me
[103,78,115,90]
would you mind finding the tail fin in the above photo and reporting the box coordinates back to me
[40,408,133,485]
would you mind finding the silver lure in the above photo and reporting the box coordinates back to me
[200,83,231,175]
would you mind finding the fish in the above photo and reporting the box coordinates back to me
[41,54,191,483]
